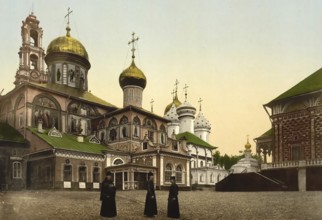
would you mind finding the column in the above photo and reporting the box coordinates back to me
[298,161,306,192]
[160,156,164,185]
[186,160,190,187]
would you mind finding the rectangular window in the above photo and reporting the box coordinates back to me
[63,165,72,181]
[93,167,100,182]
[19,113,24,128]
[62,64,67,85]
[172,141,178,151]
[13,162,22,179]
[79,166,87,182]
[165,171,172,183]
[176,172,182,183]
[148,131,154,142]
[143,142,148,150]
[291,145,304,160]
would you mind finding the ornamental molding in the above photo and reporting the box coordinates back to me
[55,150,105,161]
[48,126,62,138]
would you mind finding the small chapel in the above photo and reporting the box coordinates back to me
[0,11,226,191]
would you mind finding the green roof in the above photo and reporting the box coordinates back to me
[268,67,322,104]
[30,127,110,154]
[0,123,28,143]
[255,128,272,140]
[176,132,215,149]
[30,83,118,109]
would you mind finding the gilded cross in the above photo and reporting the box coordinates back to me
[198,97,203,111]
[65,7,73,27]
[128,32,139,59]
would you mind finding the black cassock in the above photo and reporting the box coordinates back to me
[100,178,117,218]
[167,183,180,218]
[144,180,158,217]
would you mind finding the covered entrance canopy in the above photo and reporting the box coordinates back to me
[105,163,157,190]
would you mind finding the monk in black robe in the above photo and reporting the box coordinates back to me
[167,176,180,218]
[100,171,117,218]
[144,171,157,217]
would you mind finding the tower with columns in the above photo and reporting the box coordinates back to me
[14,13,46,86]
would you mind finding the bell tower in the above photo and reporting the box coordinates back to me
[14,13,46,86]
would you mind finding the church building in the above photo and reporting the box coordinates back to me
[0,12,223,190]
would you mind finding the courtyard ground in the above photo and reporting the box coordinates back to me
[1,189,322,220]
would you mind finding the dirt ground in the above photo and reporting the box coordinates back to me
[1,189,322,220]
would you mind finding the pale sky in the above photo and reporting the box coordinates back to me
[1,0,322,156]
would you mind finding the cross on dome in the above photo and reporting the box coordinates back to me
[183,84,189,101]
[150,99,154,113]
[65,7,73,36]
[198,97,203,111]
[128,32,139,59]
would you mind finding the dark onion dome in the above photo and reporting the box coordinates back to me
[164,94,182,115]
[119,61,146,89]
[46,27,89,61]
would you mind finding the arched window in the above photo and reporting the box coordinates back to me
[108,118,118,127]
[200,161,204,167]
[133,116,140,138]
[30,54,38,70]
[113,159,124,165]
[165,163,173,183]
[108,118,118,141]
[160,125,166,145]
[120,116,128,138]
[30,30,38,47]
[33,95,60,129]
[99,121,106,129]
[210,173,214,183]
[200,174,204,182]
[12,161,22,179]
[175,165,183,183]
[144,118,156,142]
[172,140,178,151]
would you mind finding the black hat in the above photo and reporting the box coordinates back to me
[148,171,154,177]
[106,171,112,176]
[170,176,175,180]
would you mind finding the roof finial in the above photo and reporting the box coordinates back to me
[150,99,154,113]
[65,7,73,37]
[183,84,189,101]
[171,89,175,100]
[174,79,179,95]
[198,97,203,111]
[31,3,34,15]
[128,32,139,60]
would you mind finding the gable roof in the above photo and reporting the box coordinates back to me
[267,67,322,105]
[29,127,112,155]
[176,131,216,149]
[0,123,28,144]
[254,128,272,141]
[30,82,118,109]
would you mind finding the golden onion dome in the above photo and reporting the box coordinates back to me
[119,61,146,89]
[164,94,182,115]
[245,138,252,150]
[46,28,89,60]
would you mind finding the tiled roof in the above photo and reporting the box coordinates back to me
[0,123,28,143]
[267,67,322,105]
[30,83,118,109]
[30,127,112,155]
[176,131,215,149]
[254,128,272,140]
